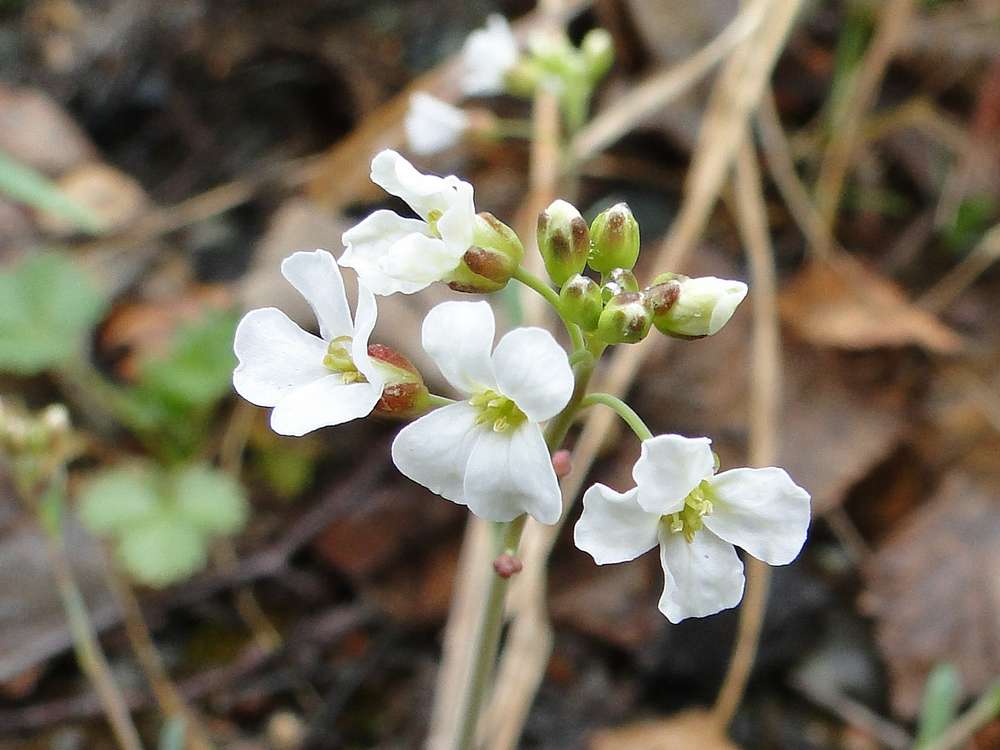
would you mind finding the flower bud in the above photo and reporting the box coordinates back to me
[601,267,639,301]
[368,344,430,418]
[596,291,652,344]
[651,276,748,338]
[643,278,682,317]
[447,212,524,293]
[581,28,614,81]
[559,273,602,331]
[537,199,589,286]
[589,203,640,274]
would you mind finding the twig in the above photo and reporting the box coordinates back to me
[918,222,1000,313]
[712,139,779,730]
[921,678,1000,750]
[813,0,915,226]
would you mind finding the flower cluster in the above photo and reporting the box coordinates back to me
[233,151,810,622]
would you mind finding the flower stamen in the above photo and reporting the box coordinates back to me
[323,336,367,383]
[470,388,526,433]
[663,480,715,543]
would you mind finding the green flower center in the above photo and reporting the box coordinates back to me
[469,388,527,433]
[427,209,443,237]
[663,480,715,543]
[323,336,366,384]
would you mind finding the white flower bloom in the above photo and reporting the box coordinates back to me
[233,249,382,437]
[391,300,573,525]
[405,93,470,156]
[574,434,810,623]
[340,150,476,296]
[461,14,520,96]
[656,276,748,337]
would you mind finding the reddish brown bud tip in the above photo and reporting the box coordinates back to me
[552,449,572,478]
[493,553,523,579]
[367,344,420,376]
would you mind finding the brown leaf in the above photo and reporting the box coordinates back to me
[589,709,738,750]
[861,470,1000,717]
[0,85,95,175]
[37,162,148,235]
[779,254,962,353]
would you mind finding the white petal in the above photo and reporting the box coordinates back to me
[492,327,573,422]
[270,377,381,436]
[340,209,433,295]
[461,14,519,96]
[280,249,353,341]
[463,422,562,524]
[350,282,382,387]
[574,484,660,565]
[369,150,476,240]
[379,232,464,285]
[232,308,328,407]
[391,402,481,503]
[664,277,749,336]
[633,434,715,515]
[405,93,470,156]
[658,527,745,623]
[421,300,496,394]
[704,467,811,565]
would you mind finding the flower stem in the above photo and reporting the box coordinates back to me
[453,354,597,750]
[579,392,654,441]
[511,266,585,352]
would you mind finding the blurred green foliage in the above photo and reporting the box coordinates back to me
[914,663,961,748]
[0,149,104,234]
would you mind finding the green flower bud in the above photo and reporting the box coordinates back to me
[581,28,614,81]
[368,344,431,419]
[559,273,603,331]
[447,212,524,294]
[643,278,683,318]
[652,276,748,338]
[596,291,652,344]
[602,268,640,300]
[589,202,640,274]
[537,199,589,286]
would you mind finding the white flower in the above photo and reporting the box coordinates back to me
[655,276,748,337]
[574,434,810,623]
[391,300,573,524]
[233,249,382,437]
[405,93,470,156]
[340,150,476,296]
[461,14,520,96]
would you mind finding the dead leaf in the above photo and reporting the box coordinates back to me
[861,470,1000,717]
[37,162,148,235]
[779,254,962,353]
[589,709,738,750]
[0,85,95,176]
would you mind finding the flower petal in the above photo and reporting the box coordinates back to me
[422,300,496,394]
[633,434,715,514]
[379,232,464,286]
[232,308,328,407]
[280,249,353,340]
[405,93,470,156]
[351,282,382,387]
[464,422,562,524]
[391,402,481,503]
[461,14,519,96]
[492,327,573,422]
[574,484,660,564]
[340,209,433,295]
[658,527,745,623]
[370,150,475,239]
[270,376,381,436]
[704,467,811,565]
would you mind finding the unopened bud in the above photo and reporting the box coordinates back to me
[559,273,602,331]
[602,268,639,300]
[651,276,748,338]
[368,345,430,418]
[552,449,572,478]
[538,199,589,286]
[596,291,652,344]
[493,553,523,578]
[447,213,524,293]
[644,279,682,317]
[589,203,640,274]
[581,28,614,81]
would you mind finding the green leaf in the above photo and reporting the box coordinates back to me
[0,149,104,234]
[117,515,207,588]
[915,663,962,748]
[139,310,239,408]
[0,252,107,374]
[78,465,161,535]
[172,464,247,536]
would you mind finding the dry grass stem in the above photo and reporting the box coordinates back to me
[918,222,1000,314]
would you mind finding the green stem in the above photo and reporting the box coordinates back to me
[922,679,1000,750]
[511,267,585,352]
[580,392,654,441]
[426,393,457,408]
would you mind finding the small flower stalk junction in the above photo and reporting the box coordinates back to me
[233,148,811,743]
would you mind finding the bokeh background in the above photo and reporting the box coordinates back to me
[0,0,998,748]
